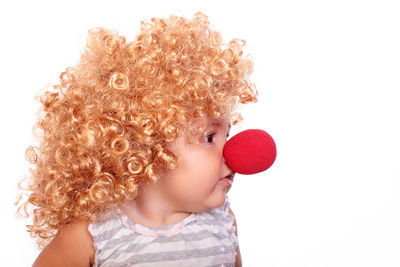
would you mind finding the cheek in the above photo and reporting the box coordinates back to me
[167,146,223,185]
[183,149,221,171]
[189,153,222,187]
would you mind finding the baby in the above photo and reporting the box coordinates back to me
[17,12,257,266]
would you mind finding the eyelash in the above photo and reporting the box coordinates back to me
[205,132,230,143]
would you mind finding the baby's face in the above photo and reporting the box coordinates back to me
[159,116,233,213]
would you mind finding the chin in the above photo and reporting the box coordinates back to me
[193,192,227,213]
[208,192,227,210]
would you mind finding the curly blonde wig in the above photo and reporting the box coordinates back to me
[17,12,257,248]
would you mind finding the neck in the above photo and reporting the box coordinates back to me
[120,180,191,227]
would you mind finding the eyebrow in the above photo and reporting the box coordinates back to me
[210,121,231,131]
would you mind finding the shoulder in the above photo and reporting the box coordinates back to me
[33,220,95,267]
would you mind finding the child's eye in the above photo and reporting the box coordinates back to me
[205,133,216,143]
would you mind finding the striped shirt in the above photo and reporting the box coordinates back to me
[88,198,238,266]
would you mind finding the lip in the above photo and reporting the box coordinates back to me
[219,174,234,186]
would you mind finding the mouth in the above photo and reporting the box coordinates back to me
[219,174,234,186]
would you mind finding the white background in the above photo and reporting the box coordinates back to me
[1,0,399,266]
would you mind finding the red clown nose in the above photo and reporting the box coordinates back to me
[223,129,277,175]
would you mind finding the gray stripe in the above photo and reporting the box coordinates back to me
[96,228,231,257]
[96,230,233,262]
[92,222,126,243]
[105,245,234,266]
[119,217,230,236]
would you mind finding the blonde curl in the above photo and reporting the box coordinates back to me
[89,173,115,204]
[109,72,130,90]
[127,156,145,174]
